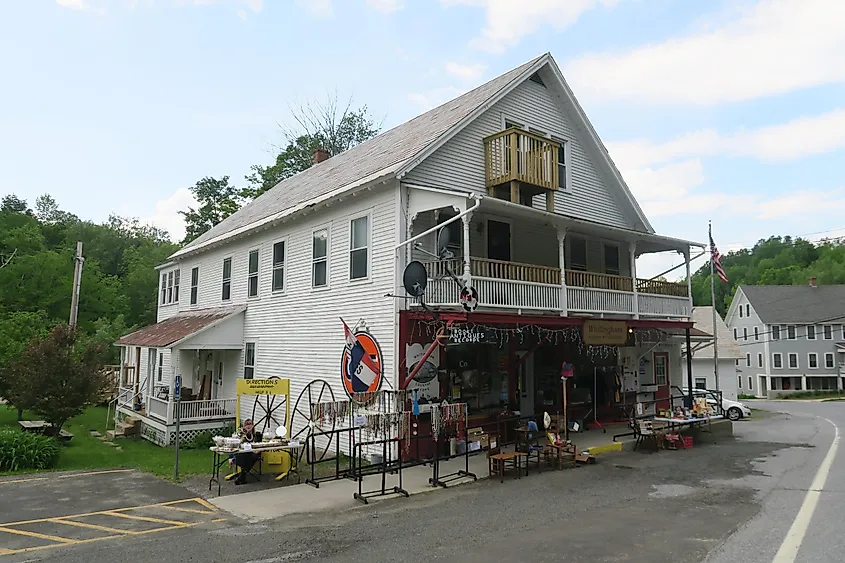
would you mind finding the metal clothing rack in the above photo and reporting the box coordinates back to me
[351,436,409,505]
[427,403,477,488]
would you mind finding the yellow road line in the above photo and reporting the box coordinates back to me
[57,469,133,479]
[0,547,13,555]
[0,526,77,544]
[0,497,208,527]
[104,512,186,526]
[211,518,226,523]
[0,477,48,485]
[159,505,215,515]
[51,518,136,535]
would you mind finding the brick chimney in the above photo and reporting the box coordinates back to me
[312,147,330,165]
[809,276,817,288]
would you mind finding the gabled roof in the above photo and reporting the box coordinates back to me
[115,306,245,348]
[173,55,546,259]
[173,52,654,259]
[690,307,743,359]
[739,284,845,324]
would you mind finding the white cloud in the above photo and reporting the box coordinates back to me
[607,108,845,170]
[566,0,845,105]
[296,0,332,17]
[366,0,402,13]
[444,61,487,81]
[408,87,464,110]
[441,0,620,53]
[56,0,88,9]
[756,188,845,220]
[188,0,263,11]
[623,159,704,202]
[144,188,197,243]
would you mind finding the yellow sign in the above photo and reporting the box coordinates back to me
[582,320,629,345]
[236,378,290,396]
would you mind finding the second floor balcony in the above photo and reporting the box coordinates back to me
[420,257,691,318]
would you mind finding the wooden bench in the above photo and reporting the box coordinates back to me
[18,420,74,442]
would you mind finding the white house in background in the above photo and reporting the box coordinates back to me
[114,52,704,447]
[726,281,845,398]
[681,307,741,401]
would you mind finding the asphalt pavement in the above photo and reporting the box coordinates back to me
[3,402,842,563]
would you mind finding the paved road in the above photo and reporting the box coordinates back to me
[3,402,841,562]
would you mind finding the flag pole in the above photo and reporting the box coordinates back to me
[709,221,720,393]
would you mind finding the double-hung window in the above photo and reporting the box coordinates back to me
[174,270,180,302]
[823,325,833,340]
[787,325,796,340]
[190,267,199,305]
[312,228,329,288]
[807,325,816,340]
[157,352,163,382]
[788,353,798,369]
[772,325,780,340]
[350,216,369,280]
[809,353,818,369]
[222,258,232,301]
[825,353,835,369]
[758,353,763,368]
[272,241,285,292]
[248,249,259,298]
[746,353,751,367]
[166,271,174,303]
[243,343,255,379]
[160,273,167,305]
[773,353,783,368]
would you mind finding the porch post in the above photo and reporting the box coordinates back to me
[629,241,639,319]
[462,211,473,285]
[557,230,568,316]
[684,248,693,315]
[119,347,126,387]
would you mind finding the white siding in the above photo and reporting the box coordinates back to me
[168,185,399,439]
[405,79,635,229]
[156,266,182,322]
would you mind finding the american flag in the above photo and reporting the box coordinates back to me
[710,234,728,283]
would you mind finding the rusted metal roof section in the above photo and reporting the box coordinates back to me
[115,307,244,348]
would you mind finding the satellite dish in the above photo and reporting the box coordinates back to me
[437,226,451,254]
[275,425,287,439]
[402,261,428,297]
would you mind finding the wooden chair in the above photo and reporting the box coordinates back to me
[517,429,544,474]
[488,445,521,483]
[633,418,665,451]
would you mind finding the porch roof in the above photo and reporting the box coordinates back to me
[115,306,245,348]
[476,196,705,253]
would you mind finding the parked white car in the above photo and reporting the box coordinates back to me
[681,389,752,422]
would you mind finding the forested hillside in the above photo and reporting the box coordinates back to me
[690,236,845,315]
[0,194,178,362]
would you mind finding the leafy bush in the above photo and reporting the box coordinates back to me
[737,394,756,400]
[0,429,60,471]
[181,425,236,450]
[781,390,845,400]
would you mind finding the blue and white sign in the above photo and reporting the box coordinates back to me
[174,375,182,401]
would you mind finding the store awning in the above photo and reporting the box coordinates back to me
[115,306,245,349]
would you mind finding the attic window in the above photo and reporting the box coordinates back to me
[529,72,546,87]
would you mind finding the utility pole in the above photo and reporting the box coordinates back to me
[69,242,85,328]
[709,222,720,393]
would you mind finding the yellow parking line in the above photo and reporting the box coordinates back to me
[212,518,226,523]
[0,526,77,544]
[0,477,48,485]
[0,547,13,555]
[105,512,187,526]
[57,469,133,479]
[51,518,135,535]
[0,497,207,527]
[191,498,218,512]
[160,505,215,515]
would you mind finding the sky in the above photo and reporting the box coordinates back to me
[2,0,844,280]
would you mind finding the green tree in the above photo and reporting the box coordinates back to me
[242,95,381,199]
[0,311,51,420]
[179,176,243,244]
[6,325,108,433]
[1,194,30,215]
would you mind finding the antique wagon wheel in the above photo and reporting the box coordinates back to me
[290,379,337,463]
[251,376,287,437]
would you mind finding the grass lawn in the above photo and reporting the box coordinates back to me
[779,391,845,401]
[1,406,210,479]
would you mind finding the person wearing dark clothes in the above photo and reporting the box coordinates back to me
[234,419,262,485]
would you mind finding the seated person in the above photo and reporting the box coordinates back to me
[233,419,263,485]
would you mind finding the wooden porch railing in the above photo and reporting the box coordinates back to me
[484,128,560,191]
[177,398,236,422]
[421,259,687,297]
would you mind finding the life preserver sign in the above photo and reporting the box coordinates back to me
[459,285,478,312]
[340,320,384,399]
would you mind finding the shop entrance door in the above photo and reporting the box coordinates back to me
[653,352,670,410]
[517,351,535,416]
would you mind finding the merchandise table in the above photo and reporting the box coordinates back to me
[209,443,303,495]
[653,414,724,433]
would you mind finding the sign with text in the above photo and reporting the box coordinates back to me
[582,320,629,345]
[236,378,290,396]
[448,326,500,345]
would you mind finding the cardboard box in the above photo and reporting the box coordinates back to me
[467,427,490,449]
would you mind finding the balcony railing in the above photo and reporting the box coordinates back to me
[177,398,237,422]
[484,128,560,191]
[418,258,690,318]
